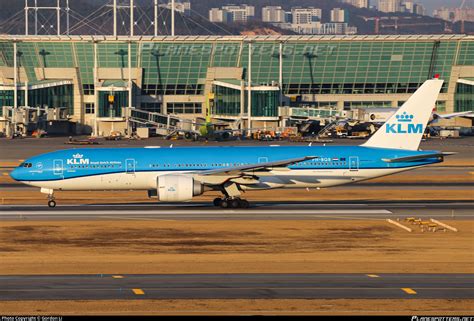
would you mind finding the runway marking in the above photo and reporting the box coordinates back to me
[112,275,124,279]
[309,215,386,220]
[132,288,145,295]
[0,209,393,216]
[99,216,176,222]
[367,274,380,278]
[401,288,417,295]
[1,287,469,291]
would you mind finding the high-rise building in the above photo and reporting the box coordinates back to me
[209,4,255,23]
[433,7,474,22]
[209,8,224,22]
[402,2,425,15]
[291,7,322,25]
[222,4,255,22]
[161,1,191,16]
[331,8,347,23]
[413,4,425,15]
[262,6,286,23]
[378,0,401,13]
[340,0,369,9]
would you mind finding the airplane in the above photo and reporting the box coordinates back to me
[10,77,455,209]
[169,116,243,142]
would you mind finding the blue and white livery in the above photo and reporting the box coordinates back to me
[10,78,453,208]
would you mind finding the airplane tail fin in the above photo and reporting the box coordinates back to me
[363,78,444,151]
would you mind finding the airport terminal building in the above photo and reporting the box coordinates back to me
[0,34,473,135]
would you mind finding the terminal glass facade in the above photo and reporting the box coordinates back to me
[98,91,128,118]
[0,84,73,115]
[455,83,474,112]
[213,85,240,115]
[0,35,473,126]
[213,84,279,117]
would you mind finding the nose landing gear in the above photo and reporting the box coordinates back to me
[40,188,57,208]
[47,194,56,208]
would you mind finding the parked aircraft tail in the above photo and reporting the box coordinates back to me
[363,78,444,151]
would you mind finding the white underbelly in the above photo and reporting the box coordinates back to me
[246,167,413,189]
[25,171,182,191]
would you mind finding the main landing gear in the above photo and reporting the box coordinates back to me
[213,197,250,209]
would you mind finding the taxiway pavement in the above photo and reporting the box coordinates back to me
[1,273,472,300]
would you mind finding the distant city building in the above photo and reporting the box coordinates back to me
[291,7,322,25]
[434,7,474,23]
[209,4,255,23]
[286,8,323,34]
[209,8,224,22]
[377,0,401,13]
[331,8,347,23]
[160,1,191,16]
[275,21,357,35]
[340,0,370,8]
[262,6,285,23]
[318,23,357,34]
[401,1,425,15]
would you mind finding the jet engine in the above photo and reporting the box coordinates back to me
[157,175,204,202]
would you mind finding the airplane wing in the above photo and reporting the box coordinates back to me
[430,111,474,124]
[382,152,456,163]
[198,156,319,176]
[433,111,474,119]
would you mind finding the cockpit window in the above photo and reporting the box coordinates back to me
[20,162,32,168]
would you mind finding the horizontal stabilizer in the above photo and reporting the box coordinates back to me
[382,152,456,163]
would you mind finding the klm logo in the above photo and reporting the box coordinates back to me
[67,153,90,165]
[386,112,423,134]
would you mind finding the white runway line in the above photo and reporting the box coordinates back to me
[0,209,392,215]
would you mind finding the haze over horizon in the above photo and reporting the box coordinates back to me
[410,0,472,15]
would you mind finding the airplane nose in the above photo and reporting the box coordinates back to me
[10,168,22,181]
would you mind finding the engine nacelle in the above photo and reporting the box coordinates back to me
[157,175,204,202]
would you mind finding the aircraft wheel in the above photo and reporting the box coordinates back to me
[230,199,241,208]
[220,200,229,209]
[213,198,222,207]
[48,200,56,208]
[240,200,250,209]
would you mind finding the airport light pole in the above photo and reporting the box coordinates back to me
[25,0,29,35]
[34,0,38,35]
[247,40,252,137]
[56,0,60,36]
[130,0,134,37]
[113,0,117,36]
[66,0,70,35]
[93,40,98,137]
[13,41,18,138]
[171,0,175,36]
[279,41,284,108]
[127,40,132,137]
[154,0,158,36]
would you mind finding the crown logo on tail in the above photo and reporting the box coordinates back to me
[396,112,414,123]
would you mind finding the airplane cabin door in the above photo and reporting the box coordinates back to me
[126,159,136,174]
[53,159,64,178]
[349,156,359,171]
